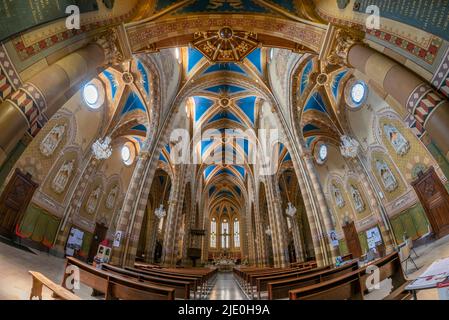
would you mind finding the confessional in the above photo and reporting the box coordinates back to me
[0,169,38,238]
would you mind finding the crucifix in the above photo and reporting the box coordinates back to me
[222,228,230,249]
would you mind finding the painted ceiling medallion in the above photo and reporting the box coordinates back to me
[220,97,230,108]
[192,27,259,63]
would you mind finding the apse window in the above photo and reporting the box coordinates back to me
[348,80,368,108]
[82,79,105,109]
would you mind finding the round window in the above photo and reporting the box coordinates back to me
[345,79,368,109]
[319,144,328,162]
[83,84,99,107]
[121,145,131,163]
[351,82,366,104]
[82,79,105,109]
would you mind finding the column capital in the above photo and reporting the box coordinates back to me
[323,25,365,67]
[94,25,132,65]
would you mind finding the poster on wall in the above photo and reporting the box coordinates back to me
[329,230,339,248]
[113,231,122,248]
[0,0,99,42]
[65,227,84,256]
[366,226,382,250]
[353,0,449,42]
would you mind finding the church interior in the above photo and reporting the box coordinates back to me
[1,0,449,302]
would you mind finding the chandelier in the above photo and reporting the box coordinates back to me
[92,136,112,160]
[154,204,166,219]
[285,202,297,217]
[340,135,360,159]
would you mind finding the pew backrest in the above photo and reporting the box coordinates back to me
[64,257,175,300]
[267,261,358,299]
[102,264,191,299]
[289,252,410,300]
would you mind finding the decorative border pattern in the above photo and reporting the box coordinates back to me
[127,14,326,53]
[409,91,444,138]
[406,83,432,115]
[317,10,443,65]
[366,29,442,65]
[431,47,449,88]
[9,8,138,62]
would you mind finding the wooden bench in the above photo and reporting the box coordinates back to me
[63,257,175,300]
[132,265,217,298]
[255,266,329,300]
[29,271,81,300]
[102,264,192,299]
[267,260,359,300]
[233,264,318,299]
[289,252,411,300]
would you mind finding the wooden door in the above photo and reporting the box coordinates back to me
[0,169,38,238]
[411,167,449,238]
[87,223,108,262]
[342,221,362,258]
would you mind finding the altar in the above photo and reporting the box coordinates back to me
[214,258,235,272]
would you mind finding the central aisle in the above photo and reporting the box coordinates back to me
[209,273,247,300]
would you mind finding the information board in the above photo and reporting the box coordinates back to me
[0,0,99,41]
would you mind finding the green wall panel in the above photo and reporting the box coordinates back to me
[358,232,368,254]
[80,232,93,257]
[338,240,348,256]
[389,205,430,243]
[17,204,61,248]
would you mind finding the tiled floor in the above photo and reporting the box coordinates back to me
[209,272,247,300]
[0,240,96,300]
[0,234,449,300]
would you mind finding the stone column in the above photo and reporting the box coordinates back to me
[161,169,184,266]
[303,155,339,264]
[110,150,154,266]
[143,208,158,263]
[328,26,449,159]
[0,31,125,166]
[265,177,290,267]
[290,217,305,262]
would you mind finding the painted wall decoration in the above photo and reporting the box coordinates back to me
[51,159,75,194]
[106,185,119,209]
[86,186,101,214]
[354,0,449,42]
[383,124,410,156]
[39,124,67,157]
[350,184,365,213]
[331,184,345,208]
[0,0,99,42]
[375,159,398,192]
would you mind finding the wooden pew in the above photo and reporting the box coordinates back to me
[127,266,201,296]
[289,252,411,300]
[267,260,359,300]
[233,264,317,299]
[131,265,217,298]
[63,257,175,300]
[29,271,81,300]
[255,265,330,300]
[102,264,192,299]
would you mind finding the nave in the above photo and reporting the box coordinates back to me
[1,236,449,300]
[1,0,449,303]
